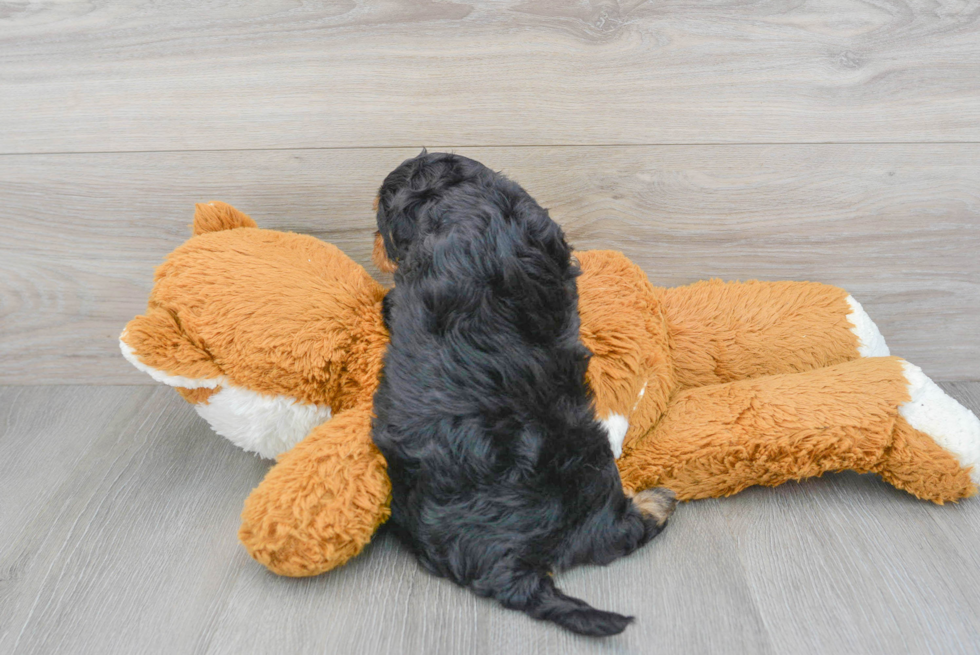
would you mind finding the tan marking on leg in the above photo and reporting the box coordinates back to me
[630,487,677,526]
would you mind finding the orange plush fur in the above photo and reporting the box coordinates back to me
[121,202,980,578]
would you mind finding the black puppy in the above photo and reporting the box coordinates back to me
[372,152,675,637]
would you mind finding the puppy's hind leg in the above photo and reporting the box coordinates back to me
[569,486,676,570]
[630,487,677,543]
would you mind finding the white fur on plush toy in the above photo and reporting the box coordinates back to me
[900,361,980,485]
[120,336,331,459]
[600,414,629,459]
[600,383,650,458]
[195,386,331,458]
[846,295,890,357]
[840,301,980,482]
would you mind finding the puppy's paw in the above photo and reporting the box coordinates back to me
[631,487,677,528]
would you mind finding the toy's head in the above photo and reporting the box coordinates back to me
[120,202,388,458]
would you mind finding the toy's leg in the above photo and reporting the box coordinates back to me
[882,361,980,501]
[617,357,979,503]
[661,280,889,389]
[238,404,391,577]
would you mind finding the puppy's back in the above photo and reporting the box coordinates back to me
[372,153,666,636]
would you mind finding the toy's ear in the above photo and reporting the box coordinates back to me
[372,231,398,274]
[192,201,257,236]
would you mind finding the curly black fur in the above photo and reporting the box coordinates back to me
[371,152,675,637]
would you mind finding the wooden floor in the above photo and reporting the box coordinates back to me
[1,383,979,654]
[3,1,980,653]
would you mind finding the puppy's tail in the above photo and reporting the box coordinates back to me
[514,574,633,637]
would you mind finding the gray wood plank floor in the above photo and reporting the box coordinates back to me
[2,383,980,654]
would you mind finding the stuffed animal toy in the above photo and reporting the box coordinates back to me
[121,202,980,578]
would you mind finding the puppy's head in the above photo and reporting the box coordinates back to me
[375,150,488,266]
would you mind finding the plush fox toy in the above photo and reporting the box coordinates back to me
[121,202,980,577]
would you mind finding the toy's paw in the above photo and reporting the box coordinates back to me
[899,361,980,487]
[238,406,392,577]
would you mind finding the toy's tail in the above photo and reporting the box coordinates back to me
[505,572,633,637]
[192,201,257,235]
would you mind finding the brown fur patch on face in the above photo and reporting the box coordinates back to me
[629,487,677,527]
[372,231,398,274]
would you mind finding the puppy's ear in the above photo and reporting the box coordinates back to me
[372,231,398,273]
